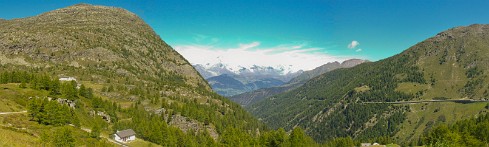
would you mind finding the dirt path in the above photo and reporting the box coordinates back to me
[79,127,127,147]
[0,111,27,115]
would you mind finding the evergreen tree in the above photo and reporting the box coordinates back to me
[61,81,78,100]
[90,125,101,139]
[19,81,27,88]
[289,127,311,147]
[79,84,87,97]
[52,127,75,147]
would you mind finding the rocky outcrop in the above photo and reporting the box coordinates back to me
[169,114,219,140]
[89,110,111,123]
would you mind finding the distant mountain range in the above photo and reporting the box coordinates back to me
[230,59,368,106]
[194,63,302,81]
[193,63,303,96]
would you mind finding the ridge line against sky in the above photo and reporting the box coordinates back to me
[1,0,489,71]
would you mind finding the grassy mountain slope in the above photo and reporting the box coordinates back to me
[249,24,489,144]
[0,4,267,146]
[231,59,367,107]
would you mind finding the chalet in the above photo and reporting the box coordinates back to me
[361,143,372,146]
[59,76,76,82]
[114,129,136,142]
[360,142,385,147]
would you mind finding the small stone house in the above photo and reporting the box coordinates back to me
[114,129,136,142]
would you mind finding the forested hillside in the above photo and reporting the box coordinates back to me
[249,24,489,144]
[422,113,489,146]
[0,71,319,146]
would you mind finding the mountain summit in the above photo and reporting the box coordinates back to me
[1,4,206,88]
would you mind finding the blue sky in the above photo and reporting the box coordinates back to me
[1,0,489,71]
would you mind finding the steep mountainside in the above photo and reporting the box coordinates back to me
[249,24,489,144]
[208,74,247,93]
[288,59,368,84]
[231,59,367,106]
[0,4,266,146]
[207,74,285,96]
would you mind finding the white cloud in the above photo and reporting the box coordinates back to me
[355,48,362,52]
[239,41,260,49]
[347,40,359,49]
[173,42,353,73]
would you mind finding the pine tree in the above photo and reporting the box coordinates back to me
[289,127,309,147]
[90,125,101,139]
[19,81,27,88]
[52,127,75,147]
[79,84,87,97]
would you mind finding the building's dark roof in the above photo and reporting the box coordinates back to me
[116,129,136,138]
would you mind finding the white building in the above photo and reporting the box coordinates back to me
[361,143,372,146]
[59,77,76,82]
[114,129,136,143]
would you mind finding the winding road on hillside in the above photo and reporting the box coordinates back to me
[362,99,489,104]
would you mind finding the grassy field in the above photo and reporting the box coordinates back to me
[0,83,48,112]
[0,126,40,146]
[395,101,488,144]
[126,138,162,147]
[0,112,43,146]
[395,82,429,96]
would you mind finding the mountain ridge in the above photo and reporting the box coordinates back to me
[249,24,489,144]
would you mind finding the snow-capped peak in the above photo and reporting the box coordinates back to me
[193,63,303,82]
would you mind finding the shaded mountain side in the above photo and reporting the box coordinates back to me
[231,59,367,106]
[207,74,246,90]
[288,59,368,84]
[0,4,266,146]
[231,82,304,107]
[249,24,489,143]
[245,78,285,90]
[207,74,285,96]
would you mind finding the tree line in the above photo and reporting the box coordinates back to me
[422,113,489,146]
